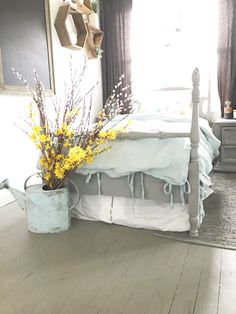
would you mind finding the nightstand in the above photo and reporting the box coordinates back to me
[212,119,236,172]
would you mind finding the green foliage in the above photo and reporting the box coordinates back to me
[91,0,100,13]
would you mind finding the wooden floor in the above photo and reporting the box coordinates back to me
[1,202,236,314]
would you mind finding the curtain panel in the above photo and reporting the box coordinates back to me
[100,0,133,113]
[218,0,236,114]
[230,1,236,109]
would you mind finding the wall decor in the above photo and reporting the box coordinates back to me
[70,0,92,14]
[0,0,55,94]
[54,1,103,59]
[54,4,87,50]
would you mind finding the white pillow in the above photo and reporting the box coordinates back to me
[136,90,192,116]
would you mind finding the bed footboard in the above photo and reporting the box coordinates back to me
[69,69,202,238]
[188,68,200,237]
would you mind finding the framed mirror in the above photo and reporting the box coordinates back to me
[0,0,55,94]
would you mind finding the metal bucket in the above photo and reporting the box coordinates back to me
[25,175,79,234]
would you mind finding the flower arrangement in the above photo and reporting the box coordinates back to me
[13,63,132,190]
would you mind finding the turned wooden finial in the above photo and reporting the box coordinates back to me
[192,68,200,86]
[192,68,200,102]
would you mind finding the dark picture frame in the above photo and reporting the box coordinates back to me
[0,0,55,94]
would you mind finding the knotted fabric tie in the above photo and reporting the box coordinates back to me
[179,180,192,205]
[141,172,145,200]
[184,180,191,194]
[85,173,92,184]
[127,173,135,199]
[97,173,101,195]
[163,182,173,206]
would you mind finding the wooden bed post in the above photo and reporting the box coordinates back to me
[188,68,200,237]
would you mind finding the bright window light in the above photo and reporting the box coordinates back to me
[131,0,219,115]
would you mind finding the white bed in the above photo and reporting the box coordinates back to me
[68,69,220,237]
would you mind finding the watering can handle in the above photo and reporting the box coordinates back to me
[24,173,41,190]
[24,173,80,211]
[67,178,80,211]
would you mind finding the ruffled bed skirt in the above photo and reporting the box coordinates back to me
[71,195,190,232]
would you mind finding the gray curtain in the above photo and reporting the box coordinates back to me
[100,0,133,114]
[218,0,236,115]
[231,1,236,108]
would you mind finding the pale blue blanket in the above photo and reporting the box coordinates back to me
[77,115,220,192]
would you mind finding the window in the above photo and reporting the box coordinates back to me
[131,0,220,118]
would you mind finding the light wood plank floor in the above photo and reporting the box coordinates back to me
[1,202,236,314]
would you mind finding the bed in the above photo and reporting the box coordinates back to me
[68,69,221,237]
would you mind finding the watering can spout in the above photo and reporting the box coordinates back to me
[0,178,26,210]
[0,178,9,189]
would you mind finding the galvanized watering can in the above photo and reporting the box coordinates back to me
[0,175,79,233]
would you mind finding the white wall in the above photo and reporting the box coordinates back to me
[0,0,103,191]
